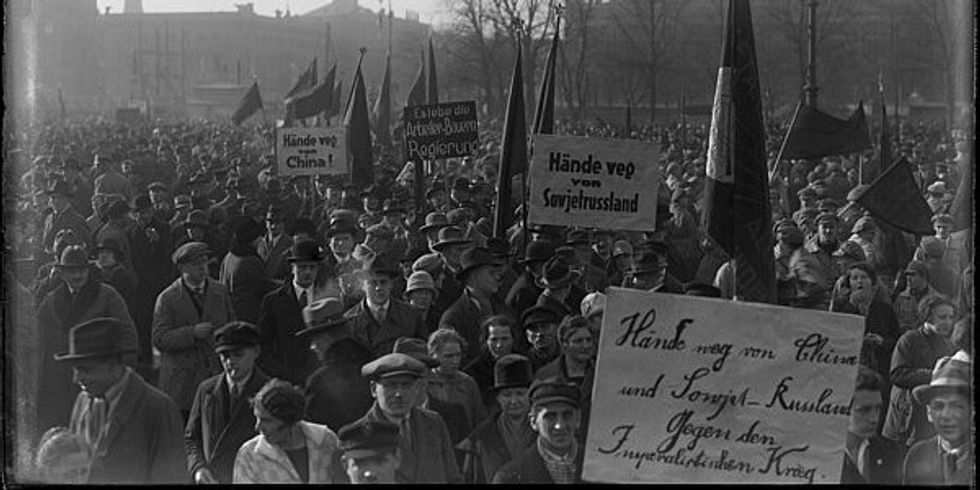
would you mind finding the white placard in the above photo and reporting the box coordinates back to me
[276,127,347,176]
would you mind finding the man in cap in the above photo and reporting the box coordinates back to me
[297,298,374,431]
[147,181,174,222]
[924,213,968,274]
[846,216,882,272]
[535,255,582,319]
[792,186,819,225]
[58,318,186,483]
[626,242,682,293]
[425,182,450,214]
[892,261,939,331]
[42,178,92,256]
[344,254,427,358]
[153,242,235,421]
[522,306,562,373]
[450,177,473,209]
[257,205,293,280]
[564,230,610,293]
[430,225,473,309]
[492,379,585,483]
[354,353,463,483]
[440,247,512,363]
[392,337,472,445]
[169,194,193,234]
[338,419,403,483]
[902,354,972,484]
[792,212,841,298]
[92,155,134,202]
[324,218,363,294]
[840,367,904,484]
[185,321,270,483]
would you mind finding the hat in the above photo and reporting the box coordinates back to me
[287,238,324,263]
[630,246,668,276]
[612,240,633,258]
[912,356,971,405]
[94,237,125,260]
[184,209,210,229]
[529,378,580,408]
[55,245,94,270]
[391,337,439,368]
[105,199,132,220]
[846,184,869,202]
[904,260,929,277]
[773,218,798,235]
[931,213,954,226]
[405,271,437,295]
[431,226,472,252]
[457,247,503,283]
[452,177,471,192]
[683,282,722,297]
[147,181,168,192]
[521,240,556,264]
[329,209,360,224]
[817,199,840,213]
[326,219,359,239]
[53,317,137,362]
[213,321,261,353]
[365,224,394,240]
[45,179,74,197]
[53,229,81,253]
[132,194,153,211]
[815,212,839,225]
[493,354,533,391]
[173,194,192,209]
[484,237,511,259]
[233,217,265,244]
[580,292,606,320]
[833,240,867,262]
[850,216,876,234]
[425,183,446,199]
[565,230,591,247]
[338,420,401,459]
[172,241,209,265]
[445,208,470,226]
[412,253,444,276]
[538,256,580,289]
[296,298,348,337]
[361,353,427,380]
[522,306,560,329]
[920,236,946,258]
[362,253,402,278]
[419,212,450,234]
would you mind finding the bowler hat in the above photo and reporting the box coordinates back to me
[537,256,580,289]
[392,337,439,368]
[172,241,209,265]
[912,356,971,405]
[296,298,348,338]
[520,240,556,264]
[405,271,437,295]
[213,321,261,353]
[361,353,427,380]
[54,317,137,362]
[529,378,580,408]
[431,226,472,252]
[287,238,324,263]
[419,213,450,234]
[457,247,503,283]
[325,218,359,239]
[338,420,401,458]
[493,354,533,391]
[55,245,94,270]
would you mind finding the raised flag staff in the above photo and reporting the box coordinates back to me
[493,30,528,239]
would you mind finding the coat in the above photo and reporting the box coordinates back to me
[839,435,905,484]
[219,249,279,324]
[903,435,973,485]
[185,368,270,483]
[505,272,541,321]
[440,289,512,364]
[357,403,463,484]
[233,421,346,484]
[256,233,293,279]
[492,442,585,484]
[344,298,428,359]
[36,278,137,433]
[533,355,595,444]
[428,370,488,430]
[257,284,318,386]
[463,350,498,408]
[303,338,375,432]
[457,413,536,484]
[153,277,235,411]
[128,217,176,363]
[68,369,187,484]
[42,204,91,253]
[424,395,472,446]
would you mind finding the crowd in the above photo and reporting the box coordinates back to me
[3,112,973,485]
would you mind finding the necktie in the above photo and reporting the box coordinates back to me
[857,439,870,480]
[229,384,241,418]
[399,418,412,447]
[299,290,308,306]
[83,395,107,451]
[946,451,958,475]
[375,306,387,324]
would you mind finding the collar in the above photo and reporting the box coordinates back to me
[225,369,253,394]
[938,437,969,455]
[293,281,312,302]
[102,367,133,413]
[365,297,390,314]
[183,277,207,292]
[537,436,578,464]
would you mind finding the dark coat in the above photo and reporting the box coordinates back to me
[463,350,497,408]
[839,435,905,484]
[426,396,471,445]
[42,205,91,252]
[185,368,270,483]
[344,298,428,359]
[303,338,374,432]
[69,370,187,484]
[505,271,541,319]
[257,284,318,386]
[834,299,902,382]
[256,233,293,280]
[128,216,176,363]
[357,404,463,484]
[457,413,535,484]
[492,443,585,484]
[882,326,955,446]
[903,435,973,485]
[440,289,512,364]
[219,249,279,324]
[533,355,595,444]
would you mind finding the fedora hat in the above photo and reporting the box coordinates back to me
[419,212,450,234]
[287,238,324,263]
[537,256,580,289]
[55,245,94,270]
[94,237,125,260]
[456,246,503,283]
[54,317,137,362]
[362,253,402,278]
[520,240,556,264]
[431,226,472,252]
[912,356,971,405]
[493,354,533,391]
[325,218,360,239]
[296,298,348,338]
[392,337,439,368]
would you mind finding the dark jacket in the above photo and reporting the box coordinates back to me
[492,442,585,484]
[903,435,973,485]
[219,248,279,324]
[440,289,511,364]
[463,350,497,408]
[344,298,428,359]
[505,271,541,318]
[257,284,318,386]
[834,299,902,382]
[882,327,955,446]
[457,413,535,484]
[356,404,463,484]
[185,368,270,483]
[533,355,595,444]
[425,396,471,445]
[303,338,374,432]
[839,435,905,484]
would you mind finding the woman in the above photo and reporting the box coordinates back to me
[462,315,518,408]
[219,217,278,324]
[405,271,440,334]
[233,379,346,483]
[427,329,488,429]
[456,355,536,484]
[93,237,138,314]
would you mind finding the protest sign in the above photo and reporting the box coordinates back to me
[583,288,864,484]
[403,101,479,161]
[275,127,347,177]
[527,135,659,231]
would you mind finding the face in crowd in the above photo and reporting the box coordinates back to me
[526,322,557,354]
[926,393,970,448]
[219,346,259,385]
[72,356,124,397]
[562,326,595,365]
[292,260,318,289]
[179,254,209,286]
[406,287,434,311]
[372,374,418,419]
[847,388,882,440]
[925,302,956,337]
[468,264,502,295]
[363,271,394,305]
[497,387,529,419]
[486,324,514,360]
[847,266,874,303]
[252,405,293,447]
[531,401,580,453]
[62,265,91,291]
[432,341,463,375]
[343,450,401,484]
[330,232,354,258]
[817,220,837,245]
[266,217,285,238]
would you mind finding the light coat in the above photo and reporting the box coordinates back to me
[232,421,346,484]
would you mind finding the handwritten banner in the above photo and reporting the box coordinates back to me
[275,127,347,176]
[583,288,864,484]
[527,135,659,231]
[403,101,479,161]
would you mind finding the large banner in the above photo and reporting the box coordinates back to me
[275,127,347,176]
[403,101,479,161]
[527,135,659,231]
[583,288,864,484]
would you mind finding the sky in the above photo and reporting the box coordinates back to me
[96,0,452,26]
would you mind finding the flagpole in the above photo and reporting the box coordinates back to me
[768,99,803,184]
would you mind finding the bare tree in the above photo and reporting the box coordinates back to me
[908,0,970,130]
[485,0,557,121]
[444,0,508,115]
[558,0,597,119]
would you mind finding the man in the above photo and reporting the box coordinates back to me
[92,156,134,201]
[391,337,472,445]
[425,183,450,215]
[153,242,235,420]
[169,195,193,234]
[440,247,510,363]
[522,306,562,373]
[430,225,473,313]
[846,216,882,272]
[42,178,91,255]
[256,238,322,386]
[355,353,463,483]
[903,355,972,485]
[840,367,904,484]
[344,254,427,358]
[59,157,94,218]
[148,181,174,222]
[564,230,609,294]
[419,212,451,251]
[921,213,968,274]
[492,379,585,483]
[535,256,582,319]
[298,298,374,431]
[450,177,473,209]
[324,219,362,294]
[257,206,293,280]
[338,419,403,484]
[58,318,186,483]
[787,212,840,309]
[185,321,270,484]
[893,261,939,331]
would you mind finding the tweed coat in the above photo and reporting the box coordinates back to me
[356,403,463,484]
[344,298,428,359]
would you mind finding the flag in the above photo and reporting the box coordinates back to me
[625,99,633,136]
[232,81,263,125]
[700,0,774,303]
[284,58,317,100]
[407,50,427,108]
[869,80,890,184]
[856,157,934,235]
[427,37,438,104]
[532,16,559,135]
[288,63,336,120]
[949,152,972,232]
[329,80,344,118]
[345,54,373,187]
[493,38,528,238]
[372,50,392,145]
[782,102,872,159]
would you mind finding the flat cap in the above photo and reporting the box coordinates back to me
[338,420,401,458]
[529,378,580,408]
[172,241,209,265]
[213,321,260,353]
[361,353,426,380]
